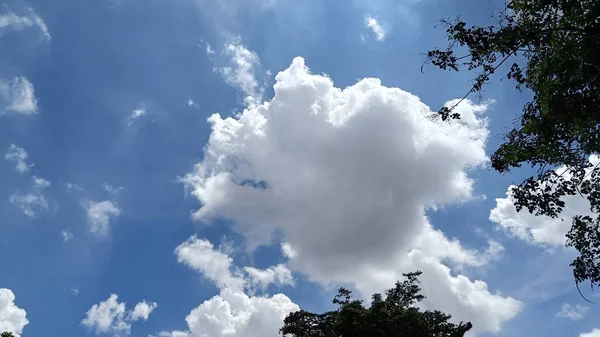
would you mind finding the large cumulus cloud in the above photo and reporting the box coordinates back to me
[182,56,521,334]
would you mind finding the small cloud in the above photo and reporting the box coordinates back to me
[32,176,50,189]
[10,192,48,217]
[5,144,33,173]
[128,108,146,125]
[85,200,121,236]
[81,294,157,336]
[0,7,51,41]
[61,230,74,242]
[364,16,386,41]
[199,38,215,55]
[556,303,589,321]
[66,182,83,191]
[187,99,199,108]
[9,170,53,217]
[206,43,215,55]
[0,77,39,115]
[63,286,79,295]
[219,38,264,107]
[129,301,158,322]
[102,183,125,195]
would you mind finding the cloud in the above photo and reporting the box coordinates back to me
[581,329,600,337]
[10,192,48,217]
[6,160,52,217]
[32,176,50,189]
[175,236,245,290]
[219,38,264,106]
[85,200,121,236]
[81,294,156,336]
[182,57,521,334]
[165,236,300,337]
[0,77,39,115]
[556,303,589,321]
[103,183,125,195]
[364,16,386,40]
[129,301,158,322]
[66,182,83,191]
[0,7,50,40]
[62,230,74,242]
[0,288,29,337]
[128,108,146,124]
[5,144,33,173]
[490,156,598,246]
[244,264,294,291]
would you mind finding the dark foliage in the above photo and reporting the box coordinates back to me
[280,271,473,337]
[426,0,600,289]
[1,332,15,337]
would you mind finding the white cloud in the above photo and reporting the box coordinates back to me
[556,303,589,321]
[182,57,521,334]
[66,182,83,191]
[0,7,50,40]
[10,192,48,217]
[32,176,50,188]
[205,43,215,55]
[0,289,29,337]
[0,77,39,115]
[81,294,129,336]
[244,264,294,291]
[166,236,300,337]
[582,329,600,337]
[128,108,146,124]
[82,295,157,336]
[85,200,121,236]
[365,16,386,41]
[490,156,598,246]
[219,38,263,106]
[103,183,125,195]
[175,236,244,290]
[5,144,33,173]
[62,230,74,242]
[129,301,158,322]
[8,166,52,217]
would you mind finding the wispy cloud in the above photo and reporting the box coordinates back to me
[32,176,51,189]
[61,230,74,243]
[364,16,386,41]
[5,144,33,173]
[10,174,52,217]
[0,6,51,41]
[0,77,38,115]
[219,38,264,106]
[127,108,146,125]
[102,183,125,195]
[10,192,48,217]
[85,200,121,236]
[556,303,590,321]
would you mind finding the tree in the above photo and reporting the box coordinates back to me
[425,0,600,290]
[280,271,473,337]
[1,332,15,337]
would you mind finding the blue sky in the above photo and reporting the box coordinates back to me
[1,0,599,337]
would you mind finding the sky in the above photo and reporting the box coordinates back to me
[0,0,599,336]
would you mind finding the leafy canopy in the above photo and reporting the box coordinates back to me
[280,271,473,337]
[426,0,600,290]
[1,332,15,337]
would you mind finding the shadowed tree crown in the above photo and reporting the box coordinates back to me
[280,271,473,337]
